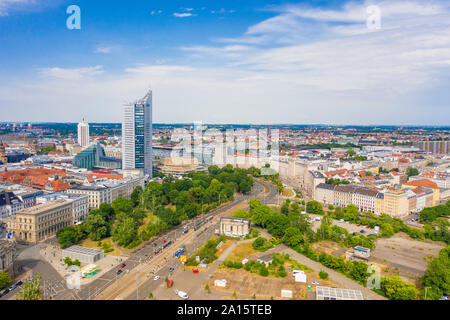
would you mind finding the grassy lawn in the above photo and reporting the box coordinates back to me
[227,242,259,263]
[139,212,160,232]
[282,188,295,197]
[215,239,235,257]
[80,237,122,256]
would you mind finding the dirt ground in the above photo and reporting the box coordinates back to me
[312,241,345,256]
[206,268,338,300]
[371,233,446,284]
[226,242,259,262]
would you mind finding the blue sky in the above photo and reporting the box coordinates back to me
[0,0,449,125]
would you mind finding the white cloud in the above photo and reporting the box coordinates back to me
[39,66,104,81]
[173,12,193,18]
[1,0,450,125]
[94,46,114,54]
[0,0,34,15]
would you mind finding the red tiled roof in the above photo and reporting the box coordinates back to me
[404,179,439,189]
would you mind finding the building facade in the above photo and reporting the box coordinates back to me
[6,199,73,243]
[0,240,15,277]
[0,191,24,219]
[219,217,250,237]
[66,177,145,209]
[122,90,153,176]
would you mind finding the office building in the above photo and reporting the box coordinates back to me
[72,143,121,170]
[77,118,90,148]
[122,90,153,176]
[6,199,73,243]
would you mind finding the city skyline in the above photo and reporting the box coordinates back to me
[0,0,449,125]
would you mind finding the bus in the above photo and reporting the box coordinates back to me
[80,265,100,278]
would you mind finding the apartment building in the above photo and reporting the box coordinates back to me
[6,199,73,243]
[36,193,89,224]
[379,190,409,217]
[0,191,24,218]
[315,184,411,217]
[402,179,440,206]
[66,177,145,209]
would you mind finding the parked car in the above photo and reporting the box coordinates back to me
[366,226,370,229]
[339,219,344,223]
[2,288,10,296]
[311,281,320,285]
[153,276,160,281]
[177,291,189,300]
[16,281,23,287]
[360,230,366,234]
[356,224,361,227]
[120,263,126,268]
[8,284,17,291]
[169,267,174,273]
[116,269,123,276]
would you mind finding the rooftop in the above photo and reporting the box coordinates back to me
[62,245,104,256]
[19,199,70,215]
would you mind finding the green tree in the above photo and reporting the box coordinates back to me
[319,270,328,280]
[343,205,360,222]
[406,167,419,178]
[113,217,138,248]
[57,226,84,249]
[83,214,109,241]
[0,271,11,290]
[306,201,324,214]
[16,274,42,300]
[421,246,450,299]
[381,275,418,300]
[346,149,356,157]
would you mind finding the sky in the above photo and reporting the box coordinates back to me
[0,0,449,125]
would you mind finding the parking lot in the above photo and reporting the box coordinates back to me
[308,214,378,236]
[371,233,446,283]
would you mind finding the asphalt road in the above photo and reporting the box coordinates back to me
[68,179,275,300]
[1,179,276,301]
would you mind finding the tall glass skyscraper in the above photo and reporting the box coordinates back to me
[122,90,153,176]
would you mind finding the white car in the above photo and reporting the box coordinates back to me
[178,291,189,300]
[153,275,160,281]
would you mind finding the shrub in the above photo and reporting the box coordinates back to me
[319,270,329,280]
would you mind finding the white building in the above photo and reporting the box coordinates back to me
[36,192,89,224]
[66,177,145,209]
[77,118,90,148]
[122,90,153,176]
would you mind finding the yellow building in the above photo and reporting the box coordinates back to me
[380,191,409,217]
[6,199,72,243]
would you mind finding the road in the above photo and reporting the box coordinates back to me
[1,179,277,301]
[94,179,276,300]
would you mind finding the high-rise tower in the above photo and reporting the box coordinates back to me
[77,118,90,148]
[122,90,153,176]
